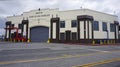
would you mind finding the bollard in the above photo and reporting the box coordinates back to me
[8,39,10,42]
[92,40,95,45]
[113,40,115,44]
[27,39,30,43]
[4,39,5,41]
[14,39,16,42]
[22,39,24,42]
[10,38,12,42]
[47,39,50,44]
[109,40,111,44]
[100,40,103,45]
[104,40,106,45]
[107,40,109,44]
[110,40,112,44]
[18,39,20,42]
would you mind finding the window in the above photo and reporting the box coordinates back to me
[71,20,77,27]
[18,33,22,38]
[93,21,99,31]
[102,22,107,31]
[60,33,65,40]
[72,32,77,40]
[60,21,65,28]
[18,24,22,29]
[11,33,15,38]
[11,24,14,27]
[110,24,115,32]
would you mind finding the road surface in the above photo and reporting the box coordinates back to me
[0,42,120,67]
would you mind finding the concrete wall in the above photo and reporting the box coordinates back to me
[6,8,59,39]
[59,9,118,39]
[6,8,119,41]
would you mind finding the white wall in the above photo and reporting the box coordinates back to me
[53,23,56,39]
[89,21,92,39]
[59,9,118,39]
[7,15,23,24]
[80,21,84,39]
[7,8,59,39]
[6,8,119,40]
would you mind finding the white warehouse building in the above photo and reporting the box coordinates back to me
[5,8,120,44]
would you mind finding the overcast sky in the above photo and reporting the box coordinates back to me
[0,0,120,34]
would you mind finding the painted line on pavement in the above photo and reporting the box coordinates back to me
[84,48,109,52]
[72,58,120,67]
[0,49,108,57]
[0,52,107,65]
[0,50,120,65]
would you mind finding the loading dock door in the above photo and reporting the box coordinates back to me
[30,26,49,42]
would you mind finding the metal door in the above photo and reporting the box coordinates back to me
[30,26,49,42]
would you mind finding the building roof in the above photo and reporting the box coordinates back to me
[6,8,118,18]
[60,8,117,17]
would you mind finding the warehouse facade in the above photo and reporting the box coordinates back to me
[5,8,120,43]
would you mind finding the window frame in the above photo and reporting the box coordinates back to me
[71,32,77,40]
[60,21,65,28]
[93,21,99,31]
[110,23,115,32]
[60,33,65,40]
[71,20,77,27]
[18,24,22,29]
[102,22,107,31]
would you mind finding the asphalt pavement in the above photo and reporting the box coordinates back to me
[0,42,120,67]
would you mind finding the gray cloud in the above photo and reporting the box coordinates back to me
[0,0,119,16]
[35,0,50,2]
[0,0,120,35]
[0,0,120,26]
[0,0,24,16]
[0,17,5,28]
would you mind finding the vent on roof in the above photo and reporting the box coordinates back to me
[38,8,40,11]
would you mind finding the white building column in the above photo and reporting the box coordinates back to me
[28,28,30,40]
[52,23,56,39]
[80,21,84,39]
[6,26,9,39]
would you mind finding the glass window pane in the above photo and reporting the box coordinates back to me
[72,32,77,40]
[11,24,14,27]
[71,20,77,27]
[93,21,99,31]
[18,24,22,29]
[60,33,65,40]
[110,24,115,32]
[102,22,107,31]
[60,21,65,28]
